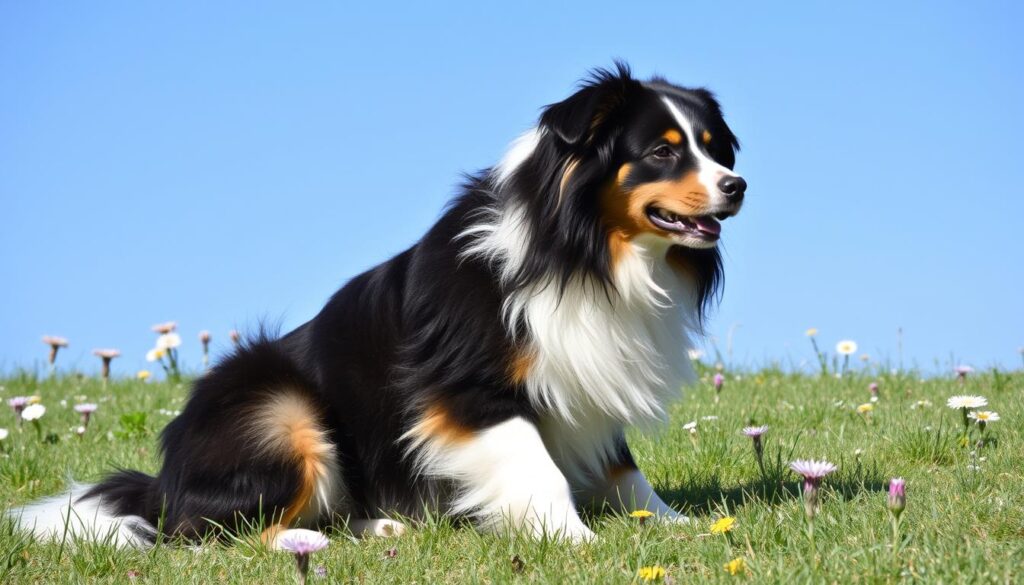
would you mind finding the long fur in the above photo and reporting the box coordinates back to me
[10,64,744,545]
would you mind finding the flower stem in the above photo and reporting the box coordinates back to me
[810,338,827,376]
[890,514,902,566]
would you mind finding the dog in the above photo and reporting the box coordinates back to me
[13,64,745,546]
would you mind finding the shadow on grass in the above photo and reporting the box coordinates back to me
[653,457,889,517]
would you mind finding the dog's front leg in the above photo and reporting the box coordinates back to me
[582,439,688,523]
[407,415,594,542]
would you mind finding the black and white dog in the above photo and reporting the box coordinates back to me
[15,64,745,545]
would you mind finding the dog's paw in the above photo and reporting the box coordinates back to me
[568,525,598,544]
[663,512,691,524]
[351,518,407,538]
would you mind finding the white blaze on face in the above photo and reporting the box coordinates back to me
[659,96,739,208]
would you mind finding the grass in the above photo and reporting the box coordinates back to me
[0,366,1021,583]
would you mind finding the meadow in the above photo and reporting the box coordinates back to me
[1,358,1022,584]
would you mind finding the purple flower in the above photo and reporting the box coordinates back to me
[742,425,768,438]
[954,365,973,381]
[8,396,28,413]
[278,529,329,555]
[790,459,838,481]
[888,477,906,517]
[868,382,879,396]
[790,459,837,519]
[314,565,327,578]
[277,529,329,585]
[74,403,98,427]
[713,373,725,391]
[743,426,769,476]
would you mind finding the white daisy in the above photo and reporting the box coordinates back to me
[21,404,46,421]
[156,333,182,350]
[947,395,988,409]
[835,340,858,355]
[968,411,1000,423]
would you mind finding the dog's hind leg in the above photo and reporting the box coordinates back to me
[244,391,345,549]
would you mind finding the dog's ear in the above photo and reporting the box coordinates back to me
[540,63,639,147]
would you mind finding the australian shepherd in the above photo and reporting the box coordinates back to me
[14,64,745,545]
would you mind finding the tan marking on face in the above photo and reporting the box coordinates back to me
[702,130,712,145]
[509,347,535,385]
[409,403,474,446]
[248,391,336,529]
[601,164,711,267]
[663,129,683,145]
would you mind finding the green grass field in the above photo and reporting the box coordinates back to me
[1,366,1021,584]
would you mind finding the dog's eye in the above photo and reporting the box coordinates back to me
[651,145,675,159]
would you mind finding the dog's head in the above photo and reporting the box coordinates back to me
[540,64,744,252]
[497,64,744,318]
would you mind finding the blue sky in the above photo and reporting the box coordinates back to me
[2,1,1022,377]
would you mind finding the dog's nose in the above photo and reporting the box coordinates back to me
[718,176,747,200]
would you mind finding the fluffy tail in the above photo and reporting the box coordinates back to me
[8,471,157,547]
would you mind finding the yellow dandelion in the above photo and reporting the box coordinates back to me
[805,328,818,337]
[630,509,655,525]
[856,403,874,414]
[710,516,736,535]
[27,395,42,405]
[724,557,746,576]
[137,370,152,381]
[637,566,666,581]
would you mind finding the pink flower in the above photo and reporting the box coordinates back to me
[198,330,211,343]
[74,403,98,427]
[277,529,329,584]
[92,349,121,381]
[713,373,725,391]
[790,459,837,519]
[229,329,241,345]
[42,335,69,347]
[790,459,837,482]
[278,529,329,555]
[42,335,69,367]
[743,425,769,473]
[954,365,973,381]
[868,382,879,396]
[151,321,177,334]
[742,425,768,438]
[888,477,906,517]
[8,397,28,422]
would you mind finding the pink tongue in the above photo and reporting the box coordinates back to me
[691,216,721,235]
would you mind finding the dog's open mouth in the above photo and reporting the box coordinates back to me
[645,206,722,241]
